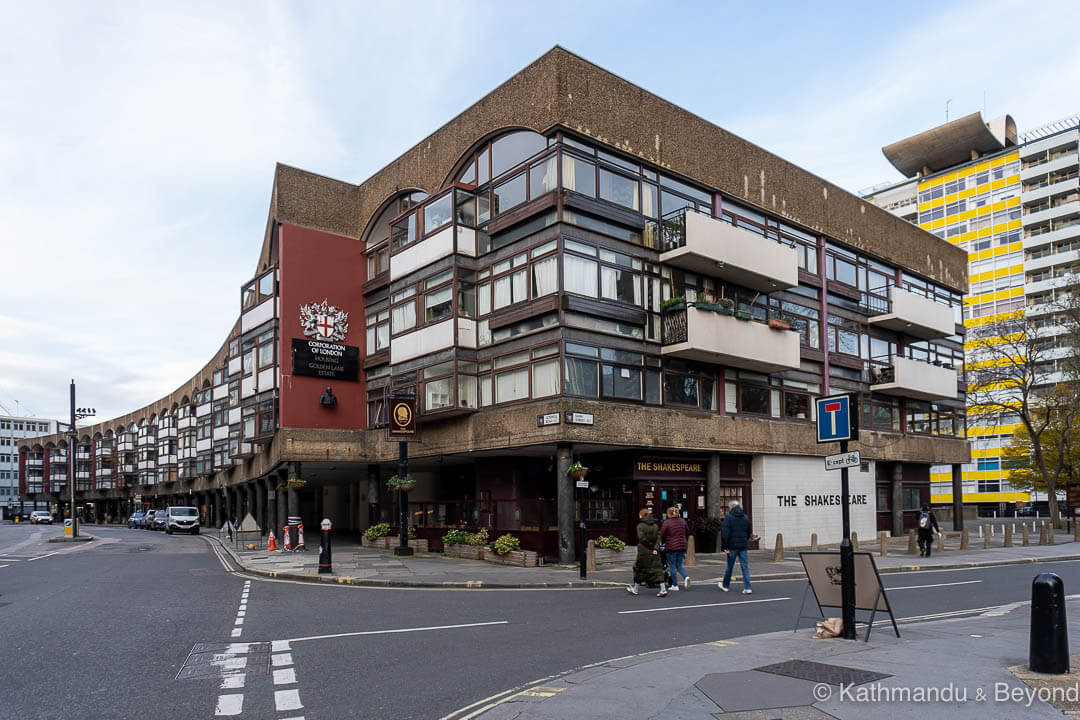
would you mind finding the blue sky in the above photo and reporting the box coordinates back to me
[1,0,1078,423]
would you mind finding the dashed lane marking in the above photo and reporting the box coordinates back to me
[275,689,303,712]
[272,653,293,667]
[273,668,297,685]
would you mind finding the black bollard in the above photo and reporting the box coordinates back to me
[318,518,332,574]
[1030,572,1069,674]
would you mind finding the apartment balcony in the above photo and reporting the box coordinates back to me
[117,439,136,452]
[177,415,195,431]
[866,286,956,339]
[26,457,43,467]
[1024,200,1080,228]
[1021,154,1079,182]
[659,208,799,292]
[119,463,136,474]
[661,304,801,373]
[94,445,114,457]
[157,425,177,439]
[1025,249,1080,274]
[870,356,959,401]
[75,449,90,460]
[97,467,114,477]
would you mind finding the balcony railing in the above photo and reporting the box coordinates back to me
[869,356,959,401]
[865,284,956,339]
[661,303,801,373]
[659,207,799,292]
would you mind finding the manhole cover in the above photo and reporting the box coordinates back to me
[176,642,271,680]
[754,660,889,686]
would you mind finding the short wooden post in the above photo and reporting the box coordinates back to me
[983,528,991,549]
[960,527,969,550]
[936,530,944,553]
[1039,523,1049,546]
[773,533,784,562]
[908,530,917,554]
[586,539,597,572]
[878,530,888,557]
[1074,520,1080,543]
[1022,524,1030,546]
[1004,523,1013,547]
[810,533,818,551]
[851,531,859,551]
[686,535,698,567]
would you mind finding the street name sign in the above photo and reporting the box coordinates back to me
[575,479,590,489]
[825,450,861,471]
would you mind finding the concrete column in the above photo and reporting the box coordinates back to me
[255,480,266,533]
[287,463,300,547]
[951,464,964,531]
[245,483,255,524]
[266,479,277,538]
[890,463,904,537]
[222,487,232,528]
[365,464,380,529]
[277,474,287,540]
[706,453,722,520]
[556,444,574,564]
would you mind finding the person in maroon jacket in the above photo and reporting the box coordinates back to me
[660,506,691,591]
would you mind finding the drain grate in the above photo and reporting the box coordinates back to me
[753,660,889,686]
[177,642,271,680]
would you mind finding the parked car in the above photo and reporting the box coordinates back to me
[151,510,167,531]
[142,510,156,528]
[29,511,54,525]
[127,512,146,529]
[1017,506,1039,517]
[166,506,200,535]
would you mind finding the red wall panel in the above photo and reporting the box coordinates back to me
[278,223,366,430]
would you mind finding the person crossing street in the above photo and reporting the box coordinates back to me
[718,500,752,594]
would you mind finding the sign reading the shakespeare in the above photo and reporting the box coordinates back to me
[633,459,706,479]
[388,396,418,440]
[292,339,359,381]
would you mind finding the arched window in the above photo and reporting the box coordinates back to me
[362,191,429,279]
[452,129,548,188]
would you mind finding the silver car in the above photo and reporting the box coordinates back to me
[165,506,200,535]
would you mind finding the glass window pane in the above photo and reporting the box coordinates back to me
[600,267,641,305]
[532,256,557,297]
[602,364,642,400]
[664,374,698,406]
[259,273,274,297]
[495,367,529,402]
[493,173,527,215]
[532,359,560,398]
[564,255,598,297]
[425,378,453,410]
[392,302,416,333]
[564,358,599,397]
[740,385,770,414]
[491,131,546,179]
[424,193,453,234]
[599,168,639,211]
[425,287,453,322]
[562,154,595,196]
[530,156,558,199]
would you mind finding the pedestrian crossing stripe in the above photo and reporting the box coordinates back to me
[519,686,566,698]
[707,640,738,648]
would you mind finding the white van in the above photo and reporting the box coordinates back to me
[165,506,200,535]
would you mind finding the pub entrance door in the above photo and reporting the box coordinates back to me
[633,482,703,542]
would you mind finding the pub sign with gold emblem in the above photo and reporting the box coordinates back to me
[388,395,418,440]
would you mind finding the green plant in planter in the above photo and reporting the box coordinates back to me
[492,533,520,555]
[364,522,391,541]
[717,298,735,315]
[594,535,626,552]
[442,528,471,546]
[660,296,686,312]
[408,526,416,540]
[734,310,753,320]
[567,462,588,479]
[287,475,306,489]
[387,474,415,491]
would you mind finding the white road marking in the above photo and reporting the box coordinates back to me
[272,641,290,652]
[234,618,244,626]
[226,643,249,654]
[283,620,510,644]
[275,689,303,711]
[0,564,8,569]
[220,675,245,689]
[230,628,242,638]
[272,653,293,667]
[237,611,245,617]
[618,597,790,615]
[273,668,297,685]
[887,580,983,591]
[26,552,59,562]
[214,693,243,716]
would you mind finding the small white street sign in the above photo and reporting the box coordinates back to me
[824,450,860,471]
[575,479,590,489]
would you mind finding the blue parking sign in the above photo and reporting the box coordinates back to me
[816,393,859,443]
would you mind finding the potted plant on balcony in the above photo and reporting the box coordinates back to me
[660,296,686,313]
[567,462,588,480]
[734,309,753,321]
[717,297,735,315]
[768,315,792,330]
[387,474,416,493]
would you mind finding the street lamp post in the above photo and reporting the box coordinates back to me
[63,380,95,539]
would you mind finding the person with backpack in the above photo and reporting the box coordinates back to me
[660,506,691,591]
[627,508,669,597]
[719,500,753,594]
[917,504,941,557]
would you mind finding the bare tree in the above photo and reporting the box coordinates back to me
[968,280,1080,528]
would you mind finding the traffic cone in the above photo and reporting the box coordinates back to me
[283,524,291,551]
[267,528,278,552]
[296,523,305,551]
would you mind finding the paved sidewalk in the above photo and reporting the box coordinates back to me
[463,597,1080,719]
[209,529,1080,589]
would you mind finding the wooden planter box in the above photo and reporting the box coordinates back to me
[362,536,428,552]
[444,543,539,567]
[594,547,630,564]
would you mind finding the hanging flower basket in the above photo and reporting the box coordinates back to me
[568,462,588,480]
[287,476,306,489]
[768,318,791,330]
[387,474,416,492]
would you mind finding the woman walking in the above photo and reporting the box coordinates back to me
[627,508,669,597]
[660,506,690,591]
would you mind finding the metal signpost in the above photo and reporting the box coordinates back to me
[387,394,418,556]
[815,392,859,640]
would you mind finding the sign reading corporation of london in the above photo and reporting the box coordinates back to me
[293,299,358,381]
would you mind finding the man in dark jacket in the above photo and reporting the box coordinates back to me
[719,500,752,594]
[917,504,941,557]
[628,509,669,597]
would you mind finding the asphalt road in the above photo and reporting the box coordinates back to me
[2,523,1078,720]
